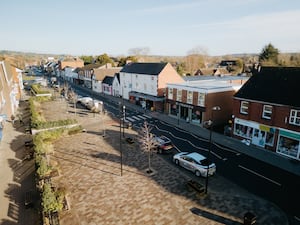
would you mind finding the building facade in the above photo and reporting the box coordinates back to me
[232,67,300,160]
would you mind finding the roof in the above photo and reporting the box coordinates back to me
[234,66,300,107]
[120,62,168,75]
[102,76,114,85]
[167,79,242,93]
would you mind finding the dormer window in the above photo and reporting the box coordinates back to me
[289,109,300,126]
[240,101,249,114]
[262,105,272,119]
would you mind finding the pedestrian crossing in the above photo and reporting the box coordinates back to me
[124,114,151,123]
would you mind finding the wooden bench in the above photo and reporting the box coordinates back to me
[187,180,205,195]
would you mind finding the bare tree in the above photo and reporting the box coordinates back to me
[128,47,150,57]
[185,46,208,75]
[138,121,158,173]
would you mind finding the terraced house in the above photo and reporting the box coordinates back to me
[232,67,300,161]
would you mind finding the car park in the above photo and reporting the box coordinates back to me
[153,135,174,154]
[173,152,216,177]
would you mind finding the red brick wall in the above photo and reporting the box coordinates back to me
[233,99,300,132]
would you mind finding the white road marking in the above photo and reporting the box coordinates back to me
[126,117,135,122]
[132,116,141,120]
[238,165,282,187]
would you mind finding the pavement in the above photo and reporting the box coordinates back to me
[0,91,294,225]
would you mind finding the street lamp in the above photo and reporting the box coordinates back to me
[119,102,123,176]
[205,106,221,194]
[123,105,126,138]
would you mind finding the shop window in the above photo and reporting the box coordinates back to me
[170,104,177,116]
[265,132,274,146]
[191,110,202,124]
[187,91,193,104]
[240,101,249,114]
[289,109,300,126]
[277,136,299,158]
[262,105,272,119]
[198,93,205,106]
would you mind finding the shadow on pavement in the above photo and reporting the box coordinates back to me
[190,207,242,225]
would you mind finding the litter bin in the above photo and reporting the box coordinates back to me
[244,212,256,225]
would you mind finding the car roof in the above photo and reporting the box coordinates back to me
[187,152,206,161]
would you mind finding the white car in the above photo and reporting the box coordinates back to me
[77,97,93,106]
[173,152,216,177]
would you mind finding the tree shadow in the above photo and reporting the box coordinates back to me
[190,207,242,225]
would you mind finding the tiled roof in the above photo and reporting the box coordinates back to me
[102,76,114,85]
[120,62,168,75]
[234,66,300,107]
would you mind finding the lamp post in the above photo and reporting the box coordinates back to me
[123,105,126,138]
[205,106,221,194]
[119,102,123,176]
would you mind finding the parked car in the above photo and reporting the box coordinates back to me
[153,135,174,154]
[77,97,93,107]
[173,152,216,177]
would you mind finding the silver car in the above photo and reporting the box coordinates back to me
[173,152,216,177]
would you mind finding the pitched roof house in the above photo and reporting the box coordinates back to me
[119,62,184,112]
[102,76,114,95]
[232,66,300,160]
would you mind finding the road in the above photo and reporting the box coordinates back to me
[69,81,300,225]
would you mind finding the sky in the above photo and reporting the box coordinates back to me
[1,0,300,57]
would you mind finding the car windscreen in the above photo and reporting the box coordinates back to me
[200,158,211,166]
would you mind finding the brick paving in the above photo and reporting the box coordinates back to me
[44,99,287,225]
[0,97,288,225]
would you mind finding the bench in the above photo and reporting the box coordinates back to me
[25,191,33,208]
[187,180,205,195]
[126,137,135,144]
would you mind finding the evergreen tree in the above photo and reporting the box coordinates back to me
[259,43,279,65]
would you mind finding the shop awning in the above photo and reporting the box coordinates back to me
[129,91,165,102]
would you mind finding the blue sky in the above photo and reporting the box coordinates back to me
[1,0,300,56]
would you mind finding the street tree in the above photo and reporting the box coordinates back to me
[138,121,158,173]
[259,43,279,66]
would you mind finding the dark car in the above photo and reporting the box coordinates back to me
[154,135,174,154]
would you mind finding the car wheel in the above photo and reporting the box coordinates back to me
[195,170,201,177]
[174,159,179,165]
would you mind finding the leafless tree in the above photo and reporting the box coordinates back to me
[138,121,158,173]
[185,46,208,75]
[128,47,150,56]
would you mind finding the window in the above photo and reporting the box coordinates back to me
[289,109,300,126]
[198,93,205,106]
[187,91,193,104]
[262,105,272,119]
[168,88,173,99]
[240,101,249,114]
[177,89,182,101]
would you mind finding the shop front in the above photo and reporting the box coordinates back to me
[233,118,276,149]
[277,129,300,160]
[168,101,204,125]
[129,91,164,112]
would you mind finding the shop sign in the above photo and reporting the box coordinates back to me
[279,129,300,140]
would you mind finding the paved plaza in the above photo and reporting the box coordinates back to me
[0,98,288,225]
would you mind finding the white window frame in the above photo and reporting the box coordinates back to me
[177,89,182,102]
[168,88,173,99]
[289,109,300,126]
[187,91,193,104]
[240,101,249,114]
[198,93,205,106]
[262,105,272,119]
